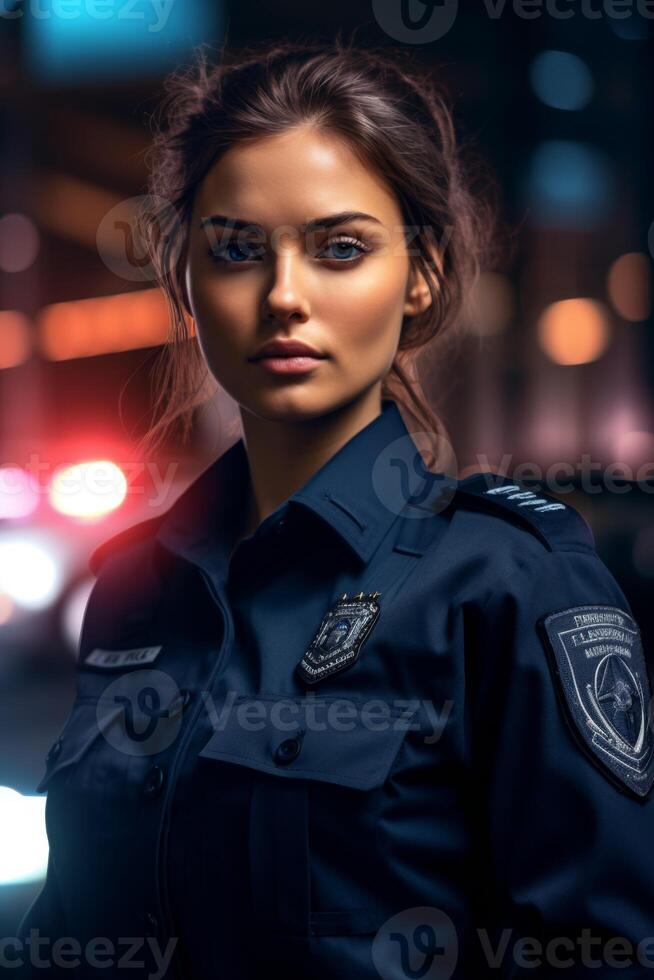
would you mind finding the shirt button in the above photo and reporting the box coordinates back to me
[46,739,63,764]
[143,764,165,798]
[274,735,302,765]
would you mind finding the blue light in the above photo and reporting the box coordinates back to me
[609,15,650,40]
[524,140,614,229]
[529,50,593,111]
[24,0,223,84]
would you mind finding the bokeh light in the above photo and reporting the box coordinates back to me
[0,466,40,520]
[525,141,613,228]
[0,312,32,369]
[0,214,40,273]
[537,298,611,365]
[529,50,593,111]
[49,460,127,520]
[607,252,651,322]
[0,536,61,610]
[0,787,48,886]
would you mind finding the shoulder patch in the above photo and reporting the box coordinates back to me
[537,604,654,800]
[89,514,167,576]
[455,472,595,553]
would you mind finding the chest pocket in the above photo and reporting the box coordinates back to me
[198,694,419,938]
[36,675,187,800]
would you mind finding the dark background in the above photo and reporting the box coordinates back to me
[1,0,653,932]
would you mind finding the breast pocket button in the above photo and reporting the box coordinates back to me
[274,734,303,765]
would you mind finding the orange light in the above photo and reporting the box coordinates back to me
[537,298,610,365]
[607,252,651,322]
[37,288,171,360]
[32,173,126,251]
[49,460,127,520]
[0,311,32,368]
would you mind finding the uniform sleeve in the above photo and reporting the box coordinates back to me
[15,850,69,976]
[468,546,654,978]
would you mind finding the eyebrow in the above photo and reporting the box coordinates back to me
[199,210,384,233]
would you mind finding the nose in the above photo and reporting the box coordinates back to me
[262,246,311,322]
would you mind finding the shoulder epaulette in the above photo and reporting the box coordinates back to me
[89,514,168,576]
[454,472,595,554]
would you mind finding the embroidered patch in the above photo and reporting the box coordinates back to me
[538,605,654,799]
[296,592,381,685]
[83,646,163,669]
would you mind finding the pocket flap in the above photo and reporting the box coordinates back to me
[36,699,125,793]
[198,695,419,790]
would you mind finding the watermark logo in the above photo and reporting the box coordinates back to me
[372,432,458,519]
[96,194,181,283]
[372,0,459,43]
[373,0,654,43]
[97,669,183,757]
[373,906,458,979]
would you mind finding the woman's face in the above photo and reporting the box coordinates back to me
[184,124,431,420]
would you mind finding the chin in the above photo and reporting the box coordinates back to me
[238,385,351,423]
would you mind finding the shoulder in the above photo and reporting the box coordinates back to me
[88,513,168,577]
[445,470,595,557]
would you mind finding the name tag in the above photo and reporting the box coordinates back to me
[84,646,163,669]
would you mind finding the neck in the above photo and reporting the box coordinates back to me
[238,386,384,536]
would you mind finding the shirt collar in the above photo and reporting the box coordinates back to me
[155,398,423,568]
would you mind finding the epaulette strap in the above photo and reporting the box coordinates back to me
[89,514,167,576]
[454,472,595,554]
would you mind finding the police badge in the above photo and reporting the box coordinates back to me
[538,604,654,799]
[295,591,381,685]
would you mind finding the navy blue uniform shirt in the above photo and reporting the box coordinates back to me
[17,398,654,978]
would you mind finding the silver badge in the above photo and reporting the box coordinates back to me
[296,592,381,685]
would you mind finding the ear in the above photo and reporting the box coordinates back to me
[403,245,442,318]
[180,255,194,319]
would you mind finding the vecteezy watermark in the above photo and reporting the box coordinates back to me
[372,432,459,519]
[96,194,182,284]
[369,442,654,523]
[372,908,654,977]
[470,452,654,494]
[1,930,177,978]
[477,926,654,970]
[56,679,455,761]
[0,456,181,509]
[200,690,454,746]
[0,0,175,32]
[372,0,654,44]
[199,214,454,264]
[96,669,185,757]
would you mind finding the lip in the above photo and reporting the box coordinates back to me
[249,338,326,361]
[253,355,325,376]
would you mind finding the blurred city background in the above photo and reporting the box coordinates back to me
[1,0,653,935]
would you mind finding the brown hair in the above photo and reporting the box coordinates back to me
[136,35,499,469]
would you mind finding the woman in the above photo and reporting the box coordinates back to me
[18,39,654,979]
